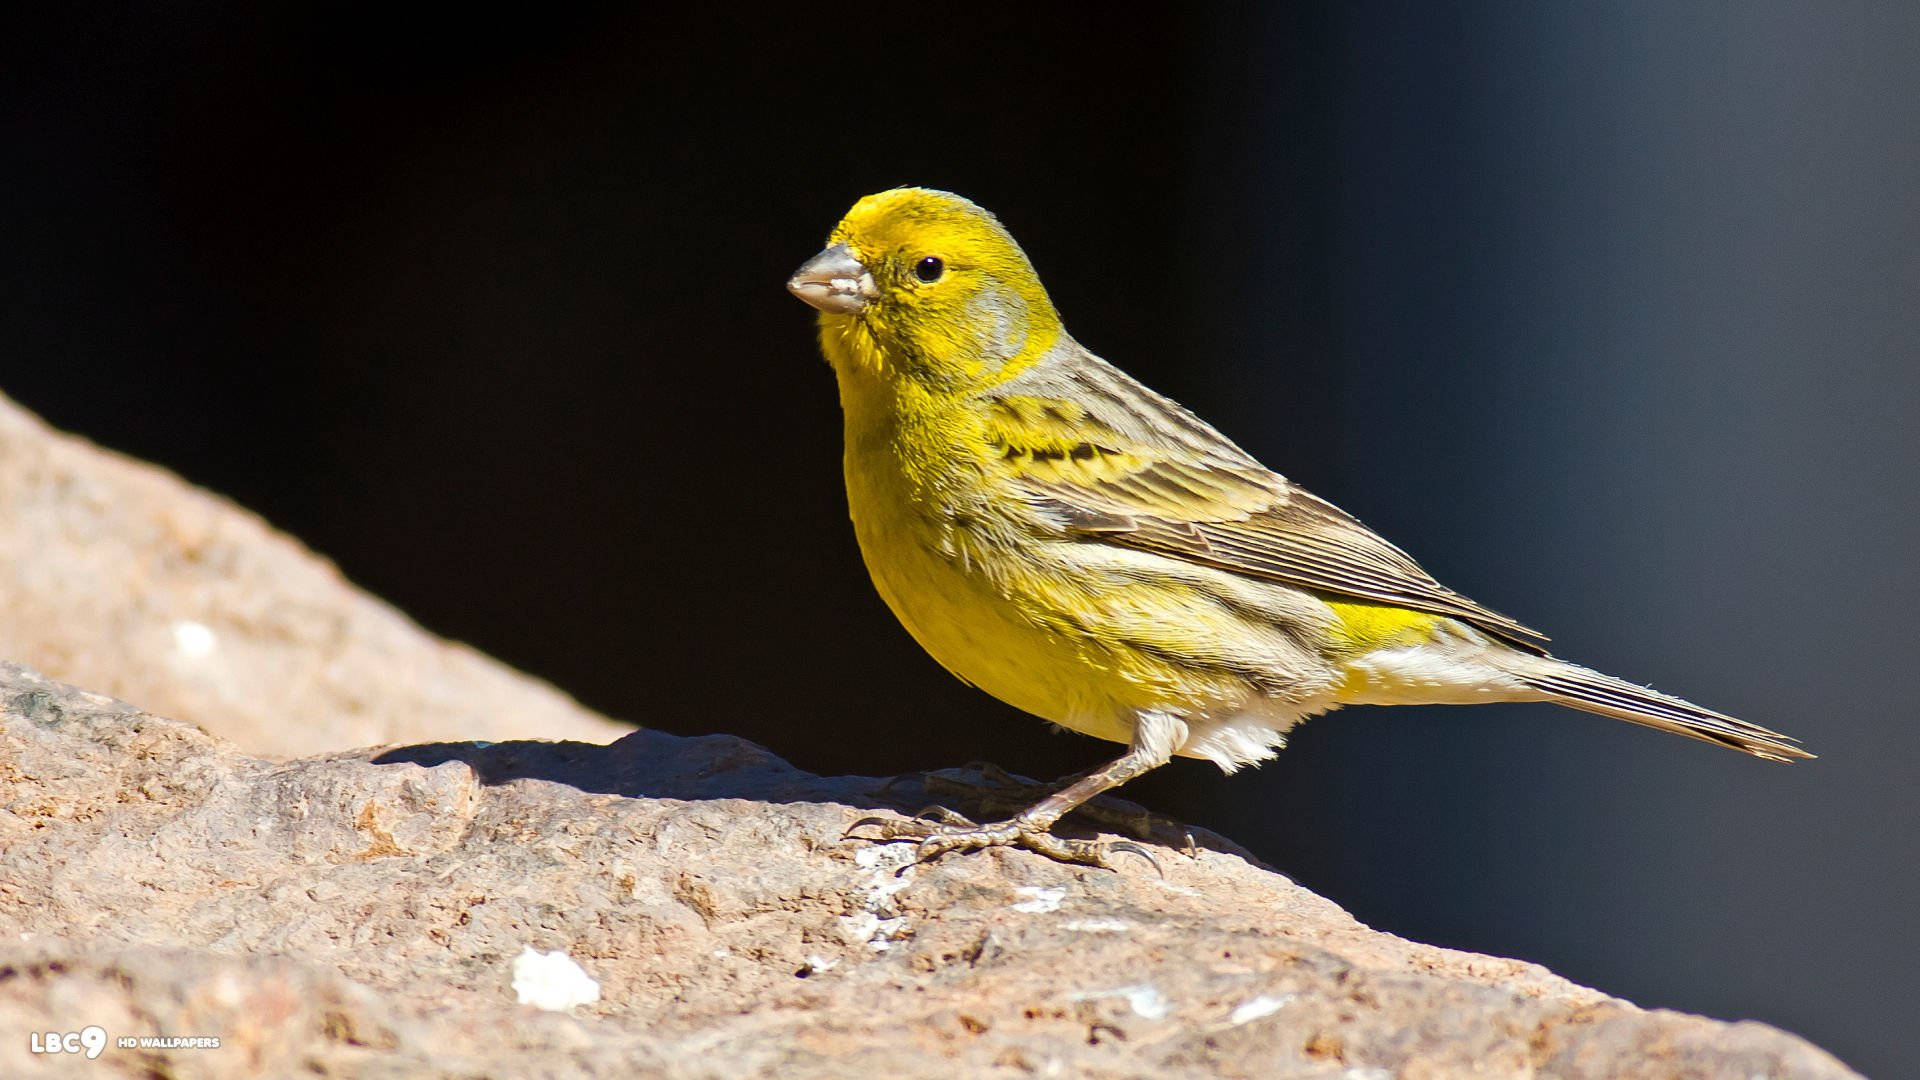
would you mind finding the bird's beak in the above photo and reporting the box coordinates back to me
[787,244,876,314]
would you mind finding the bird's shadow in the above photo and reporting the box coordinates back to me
[368,727,1259,863]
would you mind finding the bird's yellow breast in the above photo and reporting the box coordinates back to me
[836,365,1098,734]
[830,334,1251,745]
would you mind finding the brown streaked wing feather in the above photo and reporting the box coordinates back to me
[1192,497,1548,649]
[998,349,1550,652]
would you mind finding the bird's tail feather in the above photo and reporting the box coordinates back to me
[1501,655,1812,762]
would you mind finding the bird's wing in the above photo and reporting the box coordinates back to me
[987,353,1550,651]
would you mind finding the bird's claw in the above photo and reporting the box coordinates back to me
[842,804,977,842]
[1104,839,1164,878]
[843,808,1159,873]
[842,815,892,841]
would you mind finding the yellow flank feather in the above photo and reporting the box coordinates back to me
[788,187,1809,869]
[1321,599,1444,655]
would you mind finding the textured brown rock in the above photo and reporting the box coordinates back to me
[0,663,1858,1079]
[0,392,628,757]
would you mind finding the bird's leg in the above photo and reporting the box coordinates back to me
[848,739,1171,870]
[918,761,1171,844]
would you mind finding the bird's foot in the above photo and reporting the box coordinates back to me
[920,762,1186,850]
[844,806,1160,874]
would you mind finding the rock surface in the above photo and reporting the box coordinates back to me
[0,663,1858,1078]
[0,392,629,757]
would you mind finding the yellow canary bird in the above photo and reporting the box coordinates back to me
[788,187,1809,868]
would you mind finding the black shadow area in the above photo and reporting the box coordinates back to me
[370,732,1261,863]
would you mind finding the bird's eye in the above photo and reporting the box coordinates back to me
[914,256,945,283]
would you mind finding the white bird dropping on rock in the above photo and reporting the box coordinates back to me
[511,946,600,1011]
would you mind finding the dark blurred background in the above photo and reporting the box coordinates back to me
[6,4,1914,1072]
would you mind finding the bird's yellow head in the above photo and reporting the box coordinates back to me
[788,188,1065,389]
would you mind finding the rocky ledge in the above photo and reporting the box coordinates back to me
[0,663,1855,1078]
